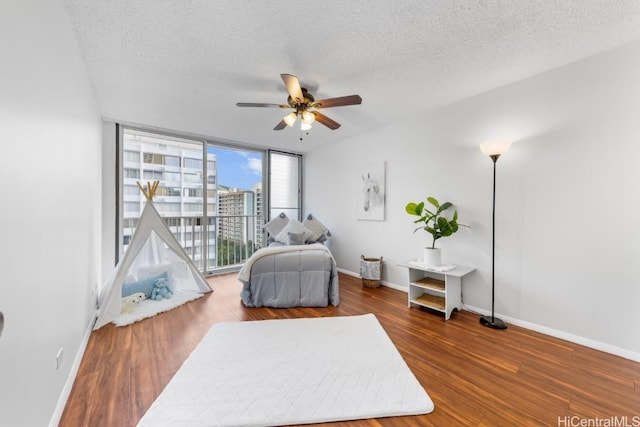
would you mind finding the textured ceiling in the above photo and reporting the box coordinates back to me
[62,0,640,153]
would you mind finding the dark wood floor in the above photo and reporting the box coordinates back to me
[60,273,640,426]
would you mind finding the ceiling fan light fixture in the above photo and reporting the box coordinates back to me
[237,73,361,131]
[300,122,312,131]
[283,111,297,127]
[301,110,316,125]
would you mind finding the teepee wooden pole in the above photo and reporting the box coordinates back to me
[136,181,149,199]
[136,180,159,200]
[151,180,159,198]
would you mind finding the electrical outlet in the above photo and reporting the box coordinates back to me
[56,347,64,370]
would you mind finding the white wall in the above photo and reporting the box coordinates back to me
[0,1,103,426]
[305,40,640,360]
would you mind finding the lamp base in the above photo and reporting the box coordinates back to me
[480,315,507,330]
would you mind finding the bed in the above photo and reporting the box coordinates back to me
[238,213,339,308]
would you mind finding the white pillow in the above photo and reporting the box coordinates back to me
[275,220,313,244]
[264,212,289,237]
[303,214,330,242]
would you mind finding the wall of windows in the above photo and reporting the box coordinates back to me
[118,127,300,274]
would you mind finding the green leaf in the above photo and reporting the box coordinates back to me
[439,202,452,212]
[405,202,423,216]
[427,197,439,208]
[437,218,452,236]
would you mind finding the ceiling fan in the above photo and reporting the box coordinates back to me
[236,74,362,131]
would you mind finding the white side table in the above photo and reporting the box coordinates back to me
[400,262,475,320]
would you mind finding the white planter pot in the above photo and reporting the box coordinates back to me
[423,248,441,267]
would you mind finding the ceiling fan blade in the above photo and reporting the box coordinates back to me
[313,111,341,130]
[281,74,304,103]
[312,94,362,109]
[236,102,290,108]
[273,119,287,130]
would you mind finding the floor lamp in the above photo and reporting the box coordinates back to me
[479,140,511,330]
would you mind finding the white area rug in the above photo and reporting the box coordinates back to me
[113,291,203,327]
[137,314,434,427]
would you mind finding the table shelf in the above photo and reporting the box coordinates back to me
[412,294,446,311]
[412,277,445,293]
[401,262,475,320]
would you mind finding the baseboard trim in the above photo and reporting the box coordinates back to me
[48,316,95,427]
[463,304,640,362]
[338,267,407,292]
[337,268,640,362]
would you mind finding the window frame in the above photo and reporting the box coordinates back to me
[115,124,302,273]
[267,150,303,222]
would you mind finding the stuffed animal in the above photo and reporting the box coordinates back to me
[150,277,173,301]
[121,292,146,313]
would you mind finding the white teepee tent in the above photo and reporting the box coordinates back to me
[94,181,212,329]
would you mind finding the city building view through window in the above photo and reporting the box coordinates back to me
[120,128,299,274]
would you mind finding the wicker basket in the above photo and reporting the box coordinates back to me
[360,255,383,288]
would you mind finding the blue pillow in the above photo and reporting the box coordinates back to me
[122,271,169,298]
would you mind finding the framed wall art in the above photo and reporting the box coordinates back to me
[355,161,385,221]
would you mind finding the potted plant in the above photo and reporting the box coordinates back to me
[405,196,467,266]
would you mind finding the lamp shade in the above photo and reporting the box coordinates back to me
[480,140,512,157]
[301,110,316,124]
[283,112,297,127]
[300,122,312,131]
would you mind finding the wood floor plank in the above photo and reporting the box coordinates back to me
[59,273,640,426]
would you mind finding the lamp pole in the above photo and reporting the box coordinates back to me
[479,140,510,330]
